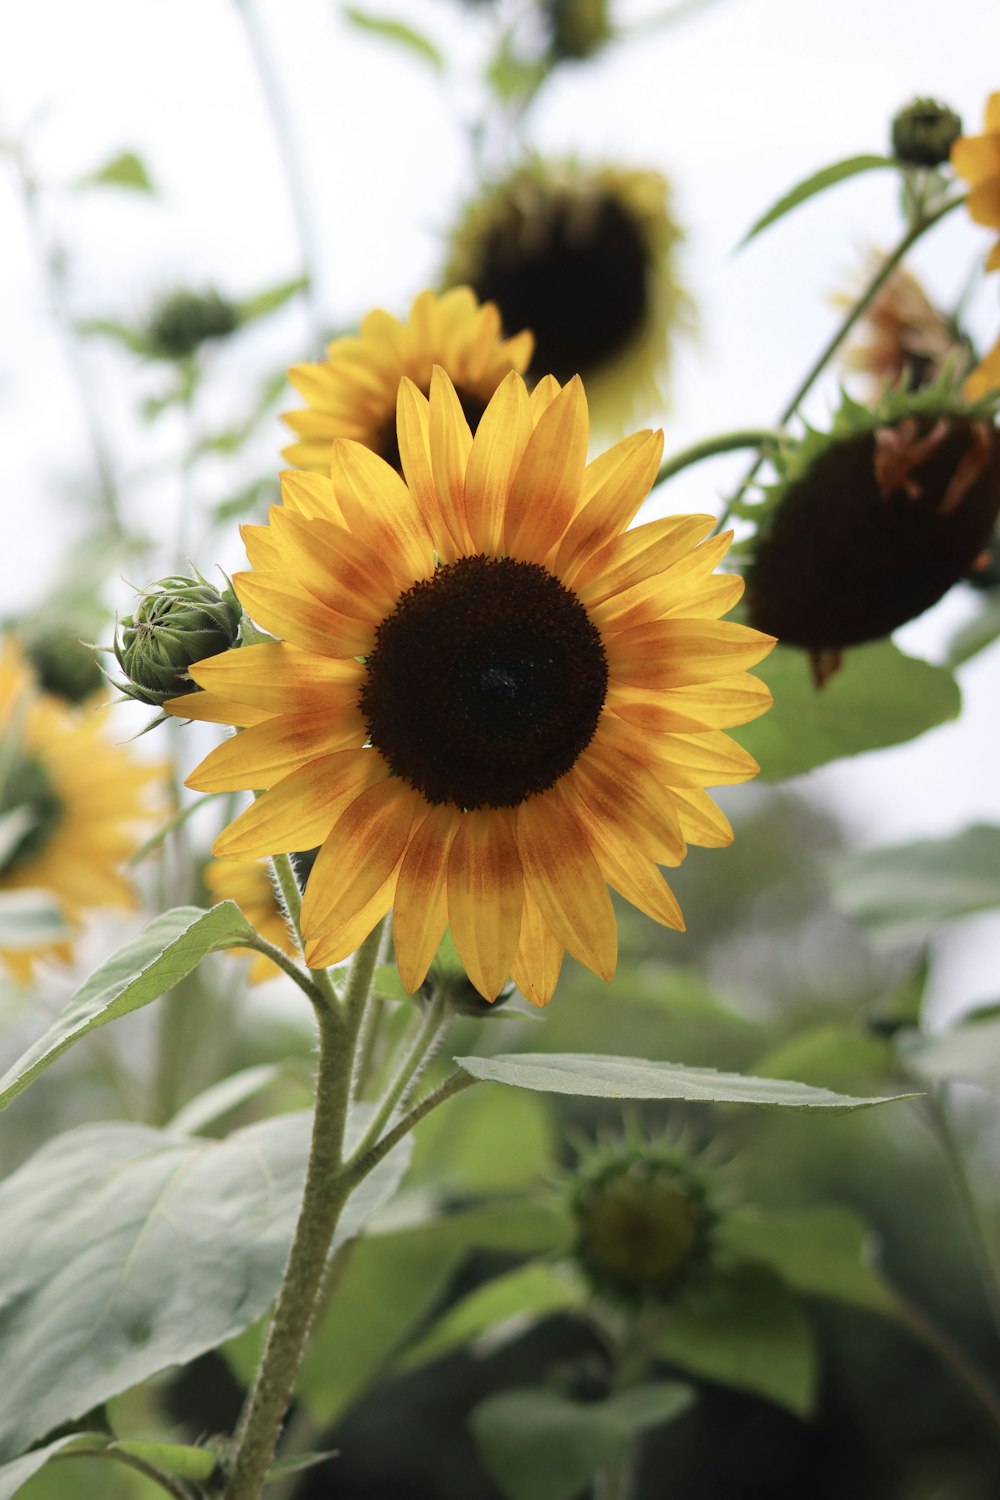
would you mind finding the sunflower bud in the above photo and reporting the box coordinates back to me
[746,385,1000,674]
[570,1142,715,1302]
[114,572,242,706]
[547,0,613,62]
[415,934,516,1016]
[891,97,963,168]
[147,288,239,361]
[23,630,104,705]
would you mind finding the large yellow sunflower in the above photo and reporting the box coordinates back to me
[0,642,159,982]
[172,369,773,1006]
[951,93,1000,273]
[281,287,533,474]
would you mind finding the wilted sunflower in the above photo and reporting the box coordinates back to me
[281,288,532,474]
[0,642,158,981]
[839,256,970,397]
[171,368,772,1006]
[443,160,687,431]
[951,93,1000,272]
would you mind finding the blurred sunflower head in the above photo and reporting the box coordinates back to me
[204,857,296,983]
[171,368,772,1006]
[281,288,533,474]
[838,255,971,398]
[442,159,688,431]
[745,380,1000,681]
[0,641,159,981]
[951,93,1000,273]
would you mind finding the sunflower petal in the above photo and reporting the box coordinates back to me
[392,804,459,994]
[428,366,474,553]
[188,643,363,713]
[669,787,734,847]
[464,371,533,554]
[448,809,524,1002]
[551,429,663,580]
[504,377,589,562]
[211,749,387,859]
[606,618,775,689]
[515,788,617,980]
[187,706,364,792]
[511,893,564,1007]
[571,514,717,600]
[233,572,376,657]
[397,377,462,561]
[279,470,345,523]
[329,438,436,585]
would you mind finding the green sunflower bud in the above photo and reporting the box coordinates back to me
[548,0,613,62]
[23,630,104,705]
[570,1141,715,1302]
[114,571,242,707]
[147,288,239,362]
[891,97,963,168]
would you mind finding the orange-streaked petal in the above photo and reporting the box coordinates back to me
[305,867,399,971]
[608,671,773,733]
[279,470,345,523]
[504,376,588,562]
[591,533,735,632]
[606,618,775,689]
[397,378,462,561]
[572,808,685,931]
[448,808,523,1001]
[233,572,375,658]
[550,429,664,580]
[329,438,436,585]
[188,643,363,713]
[392,804,459,993]
[511,892,563,1007]
[211,749,387,859]
[515,787,617,980]
[565,734,686,867]
[268,505,400,620]
[652,730,760,787]
[528,375,562,424]
[464,371,532,554]
[570,514,717,601]
[669,786,734,847]
[187,706,364,792]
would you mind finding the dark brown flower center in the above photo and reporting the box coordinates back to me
[373,385,489,474]
[360,554,608,810]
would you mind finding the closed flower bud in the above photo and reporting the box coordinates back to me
[891,97,963,168]
[23,630,104,705]
[547,0,613,62]
[114,572,242,706]
[147,288,239,361]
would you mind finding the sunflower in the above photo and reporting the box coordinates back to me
[966,330,1000,401]
[0,642,158,982]
[442,159,688,432]
[281,288,533,474]
[171,368,773,1006]
[951,93,1000,273]
[838,256,970,397]
[204,858,297,983]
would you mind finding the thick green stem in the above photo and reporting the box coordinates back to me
[222,924,382,1500]
[718,193,965,528]
[653,429,784,491]
[269,852,340,1009]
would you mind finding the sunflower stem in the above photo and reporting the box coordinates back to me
[717,192,966,528]
[222,923,382,1500]
[351,918,395,1100]
[344,1069,480,1183]
[237,932,327,1009]
[269,851,340,1010]
[653,429,785,490]
[347,986,450,1162]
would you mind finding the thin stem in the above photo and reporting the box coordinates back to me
[223,925,381,1500]
[923,1086,1000,1339]
[891,1283,1000,1439]
[718,192,965,528]
[348,987,449,1162]
[351,918,394,1101]
[238,932,327,1009]
[269,852,340,1009]
[653,429,785,491]
[52,1446,200,1500]
[233,0,326,353]
[345,1069,480,1182]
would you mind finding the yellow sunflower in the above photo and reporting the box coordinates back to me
[0,641,159,982]
[966,331,1000,400]
[171,369,773,1006]
[281,287,533,474]
[204,857,298,983]
[951,93,1000,273]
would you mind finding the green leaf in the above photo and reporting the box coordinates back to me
[653,1264,818,1416]
[76,151,155,195]
[409,1084,555,1194]
[266,1450,336,1481]
[717,1205,897,1316]
[296,1200,570,1424]
[833,824,1000,947]
[733,641,961,780]
[0,1105,411,1462]
[898,1011,1000,1089]
[110,1440,217,1482]
[471,1383,694,1500]
[0,889,70,950]
[168,1063,287,1135]
[74,318,150,355]
[753,1025,895,1095]
[455,1053,915,1109]
[401,1262,586,1375]
[236,276,308,326]
[740,154,897,246]
[0,904,257,1111]
[0,1435,113,1500]
[343,9,444,72]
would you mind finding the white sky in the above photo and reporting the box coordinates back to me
[2,0,1000,1009]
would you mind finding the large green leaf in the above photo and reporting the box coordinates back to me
[832,824,1000,947]
[0,1107,410,1462]
[455,1053,914,1108]
[0,890,70,950]
[898,1011,1000,1089]
[0,904,256,1110]
[653,1264,818,1416]
[739,154,897,246]
[471,1383,694,1500]
[733,642,961,780]
[717,1205,897,1316]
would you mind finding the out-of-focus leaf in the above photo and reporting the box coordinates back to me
[753,1026,896,1095]
[486,32,548,104]
[832,824,1000,948]
[267,1451,337,1480]
[653,1264,818,1416]
[0,905,256,1111]
[0,1434,108,1500]
[734,641,961,780]
[471,1384,694,1500]
[0,1105,410,1461]
[0,889,70,950]
[236,276,308,325]
[455,1052,914,1108]
[718,1205,897,1316]
[168,1064,288,1135]
[74,318,149,355]
[898,1010,1000,1088]
[344,8,444,72]
[409,1084,554,1194]
[740,155,897,246]
[75,151,155,195]
[109,1440,217,1481]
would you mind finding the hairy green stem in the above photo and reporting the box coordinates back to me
[53,1445,201,1500]
[351,918,394,1100]
[349,987,449,1161]
[345,1070,480,1182]
[269,852,340,1009]
[222,924,382,1500]
[653,429,785,491]
[717,192,965,528]
[238,932,326,1009]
